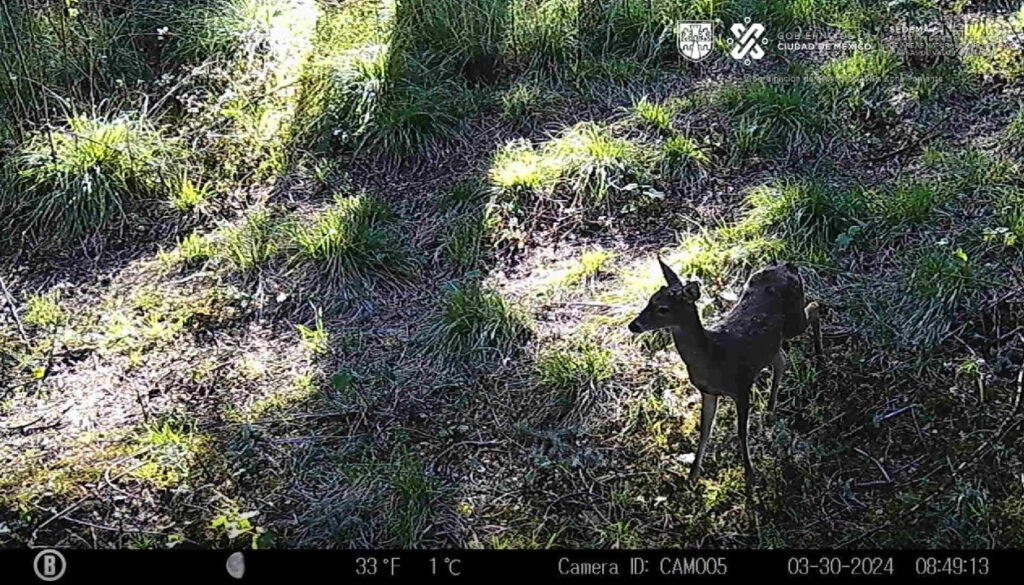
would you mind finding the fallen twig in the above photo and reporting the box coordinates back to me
[862,112,953,163]
[0,276,29,344]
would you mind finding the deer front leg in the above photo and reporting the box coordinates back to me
[805,301,822,356]
[767,351,786,413]
[736,390,754,494]
[688,392,719,484]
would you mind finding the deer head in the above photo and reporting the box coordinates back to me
[627,257,701,334]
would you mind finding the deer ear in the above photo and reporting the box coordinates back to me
[658,256,682,290]
[681,280,700,302]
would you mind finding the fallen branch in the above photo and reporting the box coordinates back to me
[862,112,953,164]
[0,276,29,344]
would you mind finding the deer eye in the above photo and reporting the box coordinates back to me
[656,306,669,314]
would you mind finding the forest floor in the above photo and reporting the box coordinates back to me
[2,0,1024,548]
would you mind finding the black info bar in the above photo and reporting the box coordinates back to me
[4,549,1010,582]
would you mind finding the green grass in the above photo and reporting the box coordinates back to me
[880,181,947,225]
[559,249,614,288]
[888,245,995,347]
[996,187,1024,246]
[910,247,979,299]
[500,80,558,124]
[175,0,319,179]
[425,279,531,364]
[1005,108,1024,154]
[133,419,209,489]
[489,122,657,231]
[221,207,282,274]
[819,49,900,114]
[490,138,558,193]
[731,179,867,264]
[24,292,67,329]
[661,135,709,180]
[550,122,653,205]
[441,213,495,269]
[631,97,672,134]
[717,80,821,158]
[535,339,614,390]
[174,232,216,267]
[296,309,330,356]
[2,115,177,241]
[288,192,412,285]
[962,17,1024,81]
[439,179,489,211]
[922,147,1019,192]
[169,173,212,213]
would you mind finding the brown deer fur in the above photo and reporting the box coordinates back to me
[628,258,822,492]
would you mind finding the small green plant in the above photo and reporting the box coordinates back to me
[24,292,67,329]
[288,192,411,285]
[631,97,672,133]
[222,207,281,273]
[881,182,945,225]
[661,135,709,179]
[296,309,330,356]
[536,340,614,390]
[560,249,613,287]
[177,232,215,266]
[910,247,978,299]
[134,419,207,488]
[170,173,211,213]
[210,505,268,549]
[426,278,531,364]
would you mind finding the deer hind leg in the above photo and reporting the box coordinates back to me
[736,390,755,494]
[767,351,786,413]
[689,392,719,484]
[805,301,823,356]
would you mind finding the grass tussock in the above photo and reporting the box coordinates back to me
[535,338,615,391]
[717,80,822,159]
[288,192,412,286]
[731,179,867,264]
[2,116,178,242]
[425,278,532,365]
[221,207,283,274]
[489,121,659,235]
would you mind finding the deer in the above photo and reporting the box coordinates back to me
[627,257,822,493]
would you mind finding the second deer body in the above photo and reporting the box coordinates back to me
[628,258,821,491]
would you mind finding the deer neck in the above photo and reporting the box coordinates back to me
[669,304,710,366]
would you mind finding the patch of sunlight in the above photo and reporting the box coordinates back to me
[226,371,320,423]
[0,432,134,505]
[699,466,746,509]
